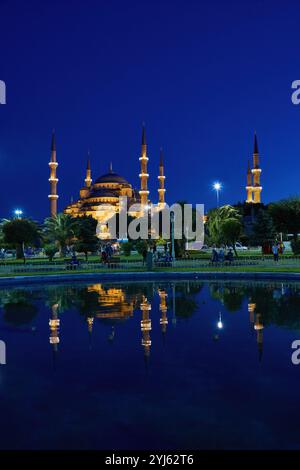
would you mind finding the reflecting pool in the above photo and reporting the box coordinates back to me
[0,279,300,449]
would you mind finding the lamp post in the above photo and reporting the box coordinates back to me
[213,182,222,208]
[14,209,23,219]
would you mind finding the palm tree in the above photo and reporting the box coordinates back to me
[206,205,241,246]
[43,214,78,256]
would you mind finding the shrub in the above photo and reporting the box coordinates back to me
[122,241,132,256]
[291,238,300,255]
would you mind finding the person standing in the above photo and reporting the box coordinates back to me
[272,242,279,262]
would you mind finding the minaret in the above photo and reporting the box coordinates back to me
[245,159,253,203]
[139,125,149,208]
[158,148,166,208]
[158,289,168,334]
[48,131,59,217]
[251,132,262,204]
[84,153,92,188]
[140,296,152,359]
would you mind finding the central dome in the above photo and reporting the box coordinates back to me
[94,170,129,185]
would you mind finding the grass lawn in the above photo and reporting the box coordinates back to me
[1,264,300,278]
[0,253,143,265]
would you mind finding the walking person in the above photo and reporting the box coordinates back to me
[142,247,147,266]
[272,242,279,262]
[218,245,225,263]
[211,245,219,263]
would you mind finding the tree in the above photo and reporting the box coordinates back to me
[221,219,242,256]
[269,197,300,240]
[206,205,241,246]
[122,241,132,256]
[3,219,40,259]
[74,216,98,261]
[251,209,276,246]
[135,239,148,255]
[44,243,58,262]
[43,213,77,256]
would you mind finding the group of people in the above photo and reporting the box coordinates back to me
[211,245,234,264]
[100,243,114,264]
[271,242,285,262]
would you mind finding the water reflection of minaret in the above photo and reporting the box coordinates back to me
[140,296,152,362]
[49,303,60,364]
[158,289,168,337]
[87,316,94,349]
[248,302,256,323]
[254,313,264,362]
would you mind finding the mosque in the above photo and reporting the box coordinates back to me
[48,126,263,238]
[48,126,166,238]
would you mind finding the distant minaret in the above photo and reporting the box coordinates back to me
[251,132,262,204]
[139,125,149,208]
[48,131,59,217]
[246,159,253,203]
[85,152,92,188]
[158,148,166,208]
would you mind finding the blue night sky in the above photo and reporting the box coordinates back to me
[1,0,300,221]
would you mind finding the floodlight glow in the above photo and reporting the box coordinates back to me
[217,313,223,330]
[213,182,222,191]
[14,209,23,218]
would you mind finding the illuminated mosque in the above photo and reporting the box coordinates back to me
[48,126,166,238]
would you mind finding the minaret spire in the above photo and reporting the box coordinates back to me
[139,124,149,208]
[158,148,166,208]
[48,130,59,217]
[251,132,262,203]
[85,151,92,188]
[254,132,259,155]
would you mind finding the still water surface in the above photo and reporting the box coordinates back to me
[0,279,299,449]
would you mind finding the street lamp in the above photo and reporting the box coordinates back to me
[213,182,222,207]
[14,209,23,219]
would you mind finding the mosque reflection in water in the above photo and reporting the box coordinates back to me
[46,283,174,362]
[1,280,300,366]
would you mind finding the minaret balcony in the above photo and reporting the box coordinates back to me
[139,173,149,177]
[49,161,58,167]
[139,156,149,161]
[158,175,166,179]
[49,177,59,182]
[49,336,60,344]
[251,168,262,173]
[48,194,59,199]
[139,190,149,195]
